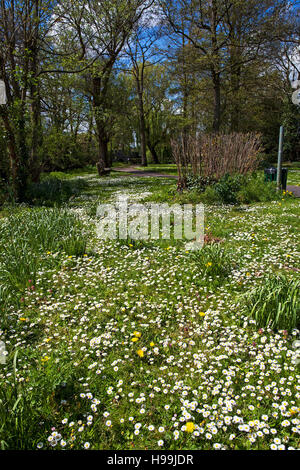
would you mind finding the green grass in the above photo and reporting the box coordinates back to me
[133,164,178,175]
[190,244,233,286]
[241,275,299,331]
[0,167,299,451]
[287,169,300,186]
[0,208,89,310]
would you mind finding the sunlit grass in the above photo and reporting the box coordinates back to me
[0,168,299,450]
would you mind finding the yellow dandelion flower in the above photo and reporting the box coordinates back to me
[185,422,195,433]
[199,312,206,317]
[137,350,144,358]
[131,337,139,342]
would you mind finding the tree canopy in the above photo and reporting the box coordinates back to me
[0,0,299,200]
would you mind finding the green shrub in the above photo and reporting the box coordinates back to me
[193,173,285,205]
[241,275,300,331]
[200,186,220,204]
[213,174,245,204]
[0,179,14,207]
[41,130,97,172]
[236,174,280,204]
[26,176,88,206]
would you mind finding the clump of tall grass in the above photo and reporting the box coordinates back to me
[191,244,232,283]
[25,176,88,206]
[242,275,300,331]
[0,208,88,308]
[0,350,46,449]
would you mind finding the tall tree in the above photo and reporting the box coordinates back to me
[0,0,55,200]
[161,0,293,132]
[57,0,152,174]
[126,23,161,166]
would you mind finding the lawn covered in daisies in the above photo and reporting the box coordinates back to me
[0,169,299,450]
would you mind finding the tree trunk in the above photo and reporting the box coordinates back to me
[28,0,42,182]
[230,70,241,132]
[29,83,42,182]
[211,1,221,133]
[97,135,109,174]
[0,106,20,198]
[138,90,147,167]
[212,69,221,132]
[92,75,112,175]
[147,142,159,164]
[16,104,30,201]
[86,99,94,161]
[95,119,110,175]
[229,35,242,132]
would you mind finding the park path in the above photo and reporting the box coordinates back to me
[113,166,300,197]
[287,185,300,197]
[113,166,177,179]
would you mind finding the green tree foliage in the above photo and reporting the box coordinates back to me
[0,0,299,203]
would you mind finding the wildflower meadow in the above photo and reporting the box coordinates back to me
[1,0,300,457]
[0,168,299,451]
